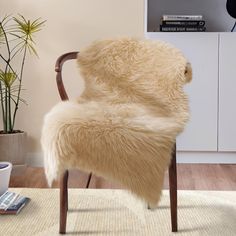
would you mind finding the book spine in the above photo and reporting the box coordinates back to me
[162,20,205,27]
[163,15,203,21]
[160,26,206,32]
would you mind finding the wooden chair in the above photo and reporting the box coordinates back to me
[55,52,178,234]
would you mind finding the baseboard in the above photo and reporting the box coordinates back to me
[26,153,44,167]
[26,151,236,167]
[177,152,236,164]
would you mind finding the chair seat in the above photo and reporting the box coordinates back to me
[42,99,176,206]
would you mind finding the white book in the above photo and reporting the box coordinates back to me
[0,191,19,210]
[163,15,203,21]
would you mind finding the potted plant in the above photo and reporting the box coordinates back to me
[0,15,45,168]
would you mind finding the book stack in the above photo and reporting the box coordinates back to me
[160,15,206,32]
[0,191,30,215]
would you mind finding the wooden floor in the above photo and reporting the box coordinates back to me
[10,164,236,190]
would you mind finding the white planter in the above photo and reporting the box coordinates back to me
[0,162,12,196]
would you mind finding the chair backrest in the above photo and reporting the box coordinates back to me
[55,52,79,101]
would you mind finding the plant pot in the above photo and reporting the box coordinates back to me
[0,162,12,196]
[0,132,27,167]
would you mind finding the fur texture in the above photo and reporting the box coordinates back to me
[41,38,192,206]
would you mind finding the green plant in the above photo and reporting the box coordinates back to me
[0,15,45,133]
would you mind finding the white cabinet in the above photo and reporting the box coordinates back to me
[144,0,236,162]
[146,33,219,151]
[219,33,236,151]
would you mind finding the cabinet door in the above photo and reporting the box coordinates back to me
[218,33,236,151]
[146,33,218,151]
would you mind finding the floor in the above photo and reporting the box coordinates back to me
[10,164,236,190]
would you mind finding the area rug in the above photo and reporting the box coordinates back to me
[0,189,235,236]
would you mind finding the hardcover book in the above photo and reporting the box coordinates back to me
[161,20,205,27]
[0,191,30,215]
[162,15,203,21]
[160,25,206,32]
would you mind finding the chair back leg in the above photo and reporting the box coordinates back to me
[86,173,92,188]
[169,144,177,232]
[60,170,69,234]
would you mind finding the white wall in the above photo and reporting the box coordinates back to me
[1,0,144,162]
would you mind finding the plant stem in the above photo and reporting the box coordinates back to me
[12,35,28,128]
[0,81,6,131]
[1,22,12,133]
[0,54,16,131]
[8,86,12,131]
[0,23,6,131]
[4,65,11,133]
[0,54,18,79]
[5,86,8,132]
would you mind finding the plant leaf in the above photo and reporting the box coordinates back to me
[0,70,17,88]
[13,15,45,37]
[27,42,38,57]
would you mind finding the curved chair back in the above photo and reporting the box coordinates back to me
[55,52,79,101]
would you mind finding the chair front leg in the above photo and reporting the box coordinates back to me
[169,144,177,232]
[60,170,69,234]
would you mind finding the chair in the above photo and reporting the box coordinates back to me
[55,52,178,234]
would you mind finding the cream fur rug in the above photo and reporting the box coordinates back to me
[41,38,192,206]
[0,188,235,236]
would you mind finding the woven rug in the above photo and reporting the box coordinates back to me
[0,188,235,236]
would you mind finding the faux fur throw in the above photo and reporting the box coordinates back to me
[41,38,192,207]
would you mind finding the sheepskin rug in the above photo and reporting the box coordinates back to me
[41,38,192,207]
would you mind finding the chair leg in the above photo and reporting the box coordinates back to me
[169,144,177,232]
[65,171,69,211]
[60,170,69,234]
[86,172,92,188]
